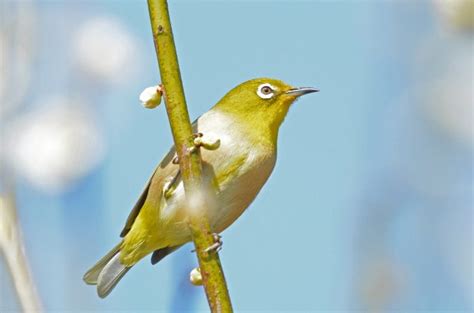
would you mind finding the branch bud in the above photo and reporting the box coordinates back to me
[189,267,203,286]
[139,85,163,109]
[193,133,221,151]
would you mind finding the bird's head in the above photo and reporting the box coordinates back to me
[214,78,318,141]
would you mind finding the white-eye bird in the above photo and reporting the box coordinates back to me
[83,78,318,298]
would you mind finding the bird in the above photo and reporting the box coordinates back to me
[83,77,318,298]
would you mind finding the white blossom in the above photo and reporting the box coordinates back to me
[3,97,105,193]
[74,17,138,82]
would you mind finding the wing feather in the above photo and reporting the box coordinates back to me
[119,147,178,237]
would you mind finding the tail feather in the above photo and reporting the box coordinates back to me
[97,252,130,298]
[83,243,122,285]
[83,243,131,298]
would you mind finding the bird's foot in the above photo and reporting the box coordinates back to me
[163,170,181,199]
[163,180,173,199]
[204,233,223,254]
[190,233,222,254]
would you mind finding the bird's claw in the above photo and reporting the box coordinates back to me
[185,132,220,155]
[191,233,223,254]
[163,170,181,199]
[204,233,223,254]
[163,179,174,199]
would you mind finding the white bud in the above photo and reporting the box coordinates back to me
[194,132,221,150]
[189,267,203,286]
[139,85,162,109]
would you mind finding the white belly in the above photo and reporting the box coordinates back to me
[159,110,276,245]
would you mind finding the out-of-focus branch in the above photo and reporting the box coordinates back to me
[0,191,43,312]
[146,0,233,312]
[0,3,41,311]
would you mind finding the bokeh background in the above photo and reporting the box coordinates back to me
[1,0,472,312]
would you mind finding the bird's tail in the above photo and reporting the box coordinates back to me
[83,242,131,298]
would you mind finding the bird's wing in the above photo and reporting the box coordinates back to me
[150,244,183,265]
[119,146,178,238]
[119,176,151,238]
[118,115,205,238]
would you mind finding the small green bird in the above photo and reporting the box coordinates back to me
[83,78,318,297]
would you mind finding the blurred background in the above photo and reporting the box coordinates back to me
[0,0,472,312]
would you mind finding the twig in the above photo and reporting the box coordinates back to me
[0,191,43,312]
[146,1,233,312]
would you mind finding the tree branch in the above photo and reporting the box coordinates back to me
[0,191,43,312]
[146,1,233,312]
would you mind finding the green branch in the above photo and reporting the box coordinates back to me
[146,1,233,312]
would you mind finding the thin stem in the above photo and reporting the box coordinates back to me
[0,191,43,312]
[146,1,233,312]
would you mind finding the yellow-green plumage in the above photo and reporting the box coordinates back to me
[83,78,318,298]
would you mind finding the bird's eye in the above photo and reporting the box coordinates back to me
[261,86,272,94]
[257,83,275,99]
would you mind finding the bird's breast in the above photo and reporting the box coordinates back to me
[197,110,276,232]
[159,109,276,243]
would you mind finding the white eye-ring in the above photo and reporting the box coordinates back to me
[257,83,276,99]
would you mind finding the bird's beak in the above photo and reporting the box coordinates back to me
[285,87,319,97]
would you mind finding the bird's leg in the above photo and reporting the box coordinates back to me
[170,131,219,190]
[188,132,221,154]
[204,233,223,254]
[174,133,204,162]
[190,233,223,254]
